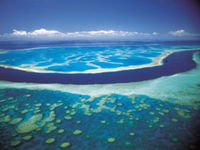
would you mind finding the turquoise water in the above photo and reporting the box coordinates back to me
[0,43,200,150]
[46,62,97,72]
[0,44,200,73]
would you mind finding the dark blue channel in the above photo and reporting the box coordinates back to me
[0,50,199,84]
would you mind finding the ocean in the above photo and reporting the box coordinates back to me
[0,41,200,150]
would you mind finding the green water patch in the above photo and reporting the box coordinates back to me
[0,88,199,150]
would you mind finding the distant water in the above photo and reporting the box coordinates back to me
[0,41,200,150]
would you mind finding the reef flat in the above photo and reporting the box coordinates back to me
[0,50,172,74]
[0,50,199,84]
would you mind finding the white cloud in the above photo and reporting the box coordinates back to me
[168,29,187,36]
[6,28,158,40]
[152,32,159,35]
[12,29,27,36]
[1,28,200,40]
[12,28,65,37]
[168,29,200,37]
[28,28,63,36]
[65,30,142,37]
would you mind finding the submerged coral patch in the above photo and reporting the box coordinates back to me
[22,135,32,141]
[10,140,21,147]
[73,129,82,135]
[10,118,23,125]
[45,138,56,144]
[107,137,116,143]
[16,114,43,134]
[60,142,71,148]
[58,129,65,134]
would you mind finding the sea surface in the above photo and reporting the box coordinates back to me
[0,41,200,150]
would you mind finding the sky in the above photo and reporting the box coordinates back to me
[0,0,200,41]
